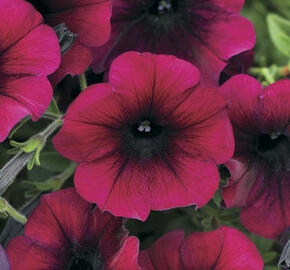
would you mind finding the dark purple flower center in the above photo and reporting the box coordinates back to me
[68,258,93,270]
[123,118,167,160]
[149,0,178,15]
[255,133,290,171]
[67,248,103,270]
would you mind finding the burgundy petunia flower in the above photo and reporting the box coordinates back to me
[6,188,140,270]
[91,0,255,86]
[0,0,60,142]
[138,226,263,270]
[0,244,10,270]
[27,0,112,85]
[219,75,290,238]
[53,51,234,220]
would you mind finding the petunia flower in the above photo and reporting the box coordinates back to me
[91,0,255,86]
[0,244,10,270]
[6,188,140,270]
[27,0,112,85]
[138,226,263,270]
[0,0,60,142]
[219,75,290,238]
[53,51,234,221]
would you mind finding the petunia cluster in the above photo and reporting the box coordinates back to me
[0,0,288,269]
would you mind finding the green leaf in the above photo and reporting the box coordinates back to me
[39,151,71,172]
[267,14,290,57]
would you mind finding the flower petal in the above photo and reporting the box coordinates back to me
[139,230,184,270]
[1,76,53,121]
[110,236,141,270]
[53,84,122,163]
[74,156,219,221]
[49,40,92,86]
[109,52,200,101]
[168,86,234,164]
[214,226,263,270]
[7,236,64,270]
[1,24,60,76]
[0,0,42,52]
[0,96,29,142]
[219,74,262,132]
[240,173,290,238]
[45,0,112,47]
[201,15,255,61]
[260,79,290,134]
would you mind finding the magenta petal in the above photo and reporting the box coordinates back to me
[240,173,290,239]
[75,157,219,221]
[53,84,121,162]
[182,226,263,270]
[219,74,262,132]
[45,0,112,47]
[214,227,263,270]
[23,188,94,247]
[109,52,200,99]
[202,15,255,61]
[110,237,141,270]
[0,0,42,51]
[260,79,290,134]
[1,76,53,120]
[0,96,29,142]
[169,86,234,164]
[139,230,184,270]
[213,0,245,13]
[49,40,92,86]
[182,229,224,269]
[222,159,259,208]
[1,24,60,76]
[7,236,64,270]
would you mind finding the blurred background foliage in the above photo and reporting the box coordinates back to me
[0,0,290,269]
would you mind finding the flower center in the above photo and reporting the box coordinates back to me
[149,0,178,15]
[123,118,167,160]
[68,258,93,270]
[134,119,163,138]
[257,133,288,153]
[255,133,290,170]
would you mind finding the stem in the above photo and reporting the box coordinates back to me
[0,152,32,196]
[39,118,63,138]
[78,73,87,91]
[0,197,27,224]
[41,111,62,120]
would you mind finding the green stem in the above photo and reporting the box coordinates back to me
[41,111,62,120]
[39,117,63,138]
[79,74,87,91]
[0,197,27,224]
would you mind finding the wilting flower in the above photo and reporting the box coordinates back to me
[91,0,255,86]
[220,75,290,238]
[53,51,234,220]
[0,245,10,270]
[138,226,263,270]
[0,0,60,142]
[7,188,140,270]
[27,0,112,85]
